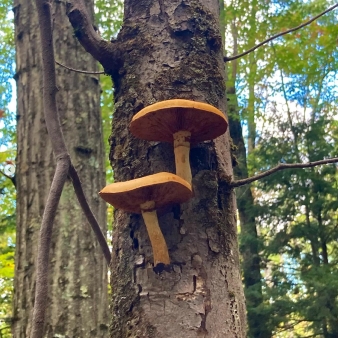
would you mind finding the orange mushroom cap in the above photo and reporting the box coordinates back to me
[130,99,228,143]
[99,172,192,213]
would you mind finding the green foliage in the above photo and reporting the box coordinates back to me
[225,0,338,336]
[257,7,337,338]
[0,174,15,323]
[94,0,124,175]
[0,1,15,336]
[94,0,124,228]
[100,74,115,226]
[0,0,15,148]
[95,0,124,41]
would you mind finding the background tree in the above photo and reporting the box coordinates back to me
[12,0,108,336]
[254,3,338,333]
[223,0,338,336]
[225,15,265,338]
[224,1,278,336]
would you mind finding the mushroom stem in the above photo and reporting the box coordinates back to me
[173,131,192,184]
[140,201,170,266]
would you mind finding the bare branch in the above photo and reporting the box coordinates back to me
[224,3,338,62]
[231,157,338,188]
[56,60,105,74]
[69,165,111,264]
[66,0,120,74]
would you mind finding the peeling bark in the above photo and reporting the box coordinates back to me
[108,1,246,337]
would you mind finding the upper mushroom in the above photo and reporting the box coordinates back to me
[130,99,228,184]
[99,172,192,267]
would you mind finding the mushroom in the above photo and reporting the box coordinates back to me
[99,172,192,267]
[129,99,228,184]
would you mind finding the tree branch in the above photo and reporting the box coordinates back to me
[56,60,105,74]
[66,0,120,74]
[31,156,70,338]
[224,3,338,62]
[231,157,338,188]
[69,165,111,263]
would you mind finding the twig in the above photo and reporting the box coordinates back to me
[56,60,105,74]
[0,170,16,187]
[224,3,338,62]
[231,157,338,188]
[69,165,111,263]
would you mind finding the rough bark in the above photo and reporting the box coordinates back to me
[109,1,246,337]
[12,1,108,337]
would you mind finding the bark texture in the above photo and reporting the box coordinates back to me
[12,1,108,337]
[109,1,246,337]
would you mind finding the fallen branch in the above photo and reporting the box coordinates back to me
[224,3,338,62]
[32,0,110,337]
[231,157,338,188]
[56,60,105,74]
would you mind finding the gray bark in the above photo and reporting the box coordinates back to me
[109,0,247,337]
[12,0,108,336]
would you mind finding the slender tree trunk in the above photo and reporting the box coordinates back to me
[317,212,328,265]
[228,92,269,338]
[305,205,320,267]
[12,1,108,337]
[228,85,271,338]
[247,0,258,154]
[109,1,246,337]
[226,13,270,338]
[317,212,338,336]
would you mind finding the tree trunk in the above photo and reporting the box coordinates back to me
[109,1,246,337]
[12,1,108,337]
[228,91,270,338]
[247,0,258,154]
[226,16,269,337]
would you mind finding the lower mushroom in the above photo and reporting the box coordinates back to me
[140,200,170,265]
[99,172,192,267]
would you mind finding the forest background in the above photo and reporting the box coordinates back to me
[0,0,337,337]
